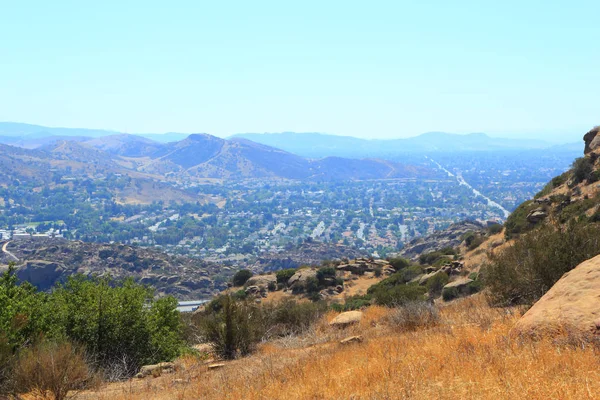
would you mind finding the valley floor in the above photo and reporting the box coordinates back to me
[78,295,600,400]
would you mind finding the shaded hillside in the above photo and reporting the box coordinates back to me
[253,241,366,271]
[0,237,230,299]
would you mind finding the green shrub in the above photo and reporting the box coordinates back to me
[535,171,570,198]
[232,269,253,287]
[371,284,427,307]
[463,231,485,250]
[199,296,258,359]
[558,197,597,223]
[419,250,454,265]
[197,298,327,356]
[367,266,423,295]
[484,221,600,306]
[51,276,184,377]
[487,223,503,235]
[425,272,449,297]
[442,286,459,301]
[331,295,372,312]
[503,200,539,239]
[276,269,296,285]
[572,157,594,184]
[387,257,410,271]
[0,268,184,381]
[305,277,320,294]
[316,266,336,284]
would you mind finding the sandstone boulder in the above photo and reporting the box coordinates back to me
[584,126,600,154]
[287,268,317,289]
[512,254,600,338]
[330,311,363,327]
[246,274,276,289]
[526,208,548,224]
[136,362,175,379]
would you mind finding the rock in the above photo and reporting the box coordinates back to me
[340,335,363,345]
[399,221,486,260]
[208,363,225,370]
[192,343,213,354]
[287,268,318,289]
[442,278,474,299]
[136,362,175,378]
[246,274,277,289]
[584,126,600,154]
[245,285,261,295]
[330,311,363,327]
[526,208,548,224]
[180,277,213,290]
[16,260,66,291]
[512,254,600,338]
[335,285,344,293]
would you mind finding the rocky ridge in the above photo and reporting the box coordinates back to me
[0,238,229,299]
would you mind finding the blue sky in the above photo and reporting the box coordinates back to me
[1,0,598,141]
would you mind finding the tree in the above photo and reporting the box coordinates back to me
[232,269,253,287]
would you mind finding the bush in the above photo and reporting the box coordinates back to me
[371,284,427,307]
[232,269,253,287]
[484,221,600,306]
[331,295,372,312]
[13,341,93,400]
[487,223,503,235]
[572,157,594,184]
[419,250,454,265]
[386,302,439,331]
[276,269,296,285]
[535,171,570,198]
[199,296,259,359]
[367,266,423,296]
[503,200,539,239]
[425,271,449,297]
[197,298,327,358]
[463,231,485,251]
[316,266,336,284]
[442,286,459,301]
[0,269,184,381]
[305,276,320,294]
[387,257,410,271]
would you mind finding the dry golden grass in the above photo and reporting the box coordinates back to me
[80,296,600,400]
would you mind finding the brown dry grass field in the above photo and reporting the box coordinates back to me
[69,295,600,400]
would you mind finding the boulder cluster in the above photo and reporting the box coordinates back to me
[336,258,395,275]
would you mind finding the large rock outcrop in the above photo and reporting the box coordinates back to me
[399,221,485,260]
[583,126,600,155]
[512,254,600,338]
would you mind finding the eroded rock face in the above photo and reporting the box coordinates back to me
[512,254,600,338]
[16,260,66,291]
[584,126,600,155]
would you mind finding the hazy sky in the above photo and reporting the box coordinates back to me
[1,0,598,141]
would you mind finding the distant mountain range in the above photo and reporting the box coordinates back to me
[0,123,441,183]
[231,131,560,158]
[0,122,188,144]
